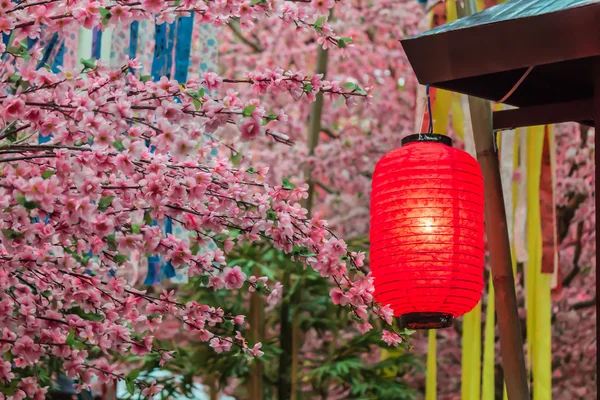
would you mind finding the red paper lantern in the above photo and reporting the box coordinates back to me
[370,134,485,329]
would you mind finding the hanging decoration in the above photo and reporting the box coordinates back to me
[525,126,553,400]
[370,133,485,329]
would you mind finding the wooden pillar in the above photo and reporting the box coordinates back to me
[456,2,530,399]
[594,56,599,365]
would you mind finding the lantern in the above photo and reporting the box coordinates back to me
[370,134,485,329]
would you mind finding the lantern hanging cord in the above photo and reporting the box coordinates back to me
[497,66,534,103]
[426,84,433,134]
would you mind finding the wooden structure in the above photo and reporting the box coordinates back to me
[403,0,599,130]
[400,0,599,399]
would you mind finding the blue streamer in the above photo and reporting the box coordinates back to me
[37,33,58,69]
[166,20,177,77]
[27,37,38,50]
[147,20,169,284]
[144,257,160,285]
[151,18,168,79]
[91,26,102,60]
[129,21,139,61]
[174,13,194,83]
[51,42,65,73]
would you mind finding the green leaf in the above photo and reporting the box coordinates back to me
[143,210,153,225]
[292,245,317,258]
[190,241,200,256]
[112,139,125,151]
[99,7,112,26]
[188,88,205,100]
[1,228,24,240]
[0,380,18,396]
[246,167,257,174]
[243,105,256,117]
[80,57,97,70]
[125,377,136,395]
[41,170,54,179]
[265,113,278,121]
[313,16,327,30]
[127,368,141,381]
[7,44,28,58]
[97,196,115,212]
[282,178,296,190]
[337,37,353,48]
[200,275,210,286]
[66,328,76,346]
[192,98,202,110]
[131,223,142,234]
[15,193,39,210]
[106,234,117,251]
[15,193,26,206]
[113,254,128,265]
[343,82,358,90]
[140,75,153,82]
[6,131,17,142]
[402,328,416,337]
[265,209,277,221]
[250,0,264,4]
[303,83,313,93]
[71,340,87,350]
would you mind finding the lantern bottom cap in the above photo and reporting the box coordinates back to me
[397,312,454,330]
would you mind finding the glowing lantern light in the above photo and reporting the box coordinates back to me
[370,134,485,329]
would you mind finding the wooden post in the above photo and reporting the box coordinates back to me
[594,56,599,365]
[456,2,530,399]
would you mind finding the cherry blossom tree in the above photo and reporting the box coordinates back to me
[0,1,420,398]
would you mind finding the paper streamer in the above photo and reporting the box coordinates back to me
[514,127,529,262]
[549,126,561,292]
[425,330,437,400]
[451,93,465,140]
[500,128,516,244]
[432,87,452,134]
[460,95,476,156]
[540,126,557,274]
[525,126,552,400]
[482,274,495,400]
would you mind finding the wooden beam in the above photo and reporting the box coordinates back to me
[401,2,600,85]
[493,99,594,131]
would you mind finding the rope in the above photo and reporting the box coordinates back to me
[498,66,534,104]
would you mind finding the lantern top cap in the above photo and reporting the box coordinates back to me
[401,133,453,147]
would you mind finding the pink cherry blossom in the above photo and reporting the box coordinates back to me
[382,330,402,347]
[141,380,163,398]
[223,266,247,290]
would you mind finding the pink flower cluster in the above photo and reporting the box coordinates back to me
[0,11,398,400]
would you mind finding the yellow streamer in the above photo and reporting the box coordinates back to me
[426,330,437,400]
[482,276,495,400]
[451,93,465,140]
[461,301,482,400]
[526,126,553,400]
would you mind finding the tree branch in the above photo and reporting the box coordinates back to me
[227,22,264,53]
[562,221,584,287]
[571,296,596,310]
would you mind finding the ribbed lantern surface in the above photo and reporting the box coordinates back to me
[370,134,485,329]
